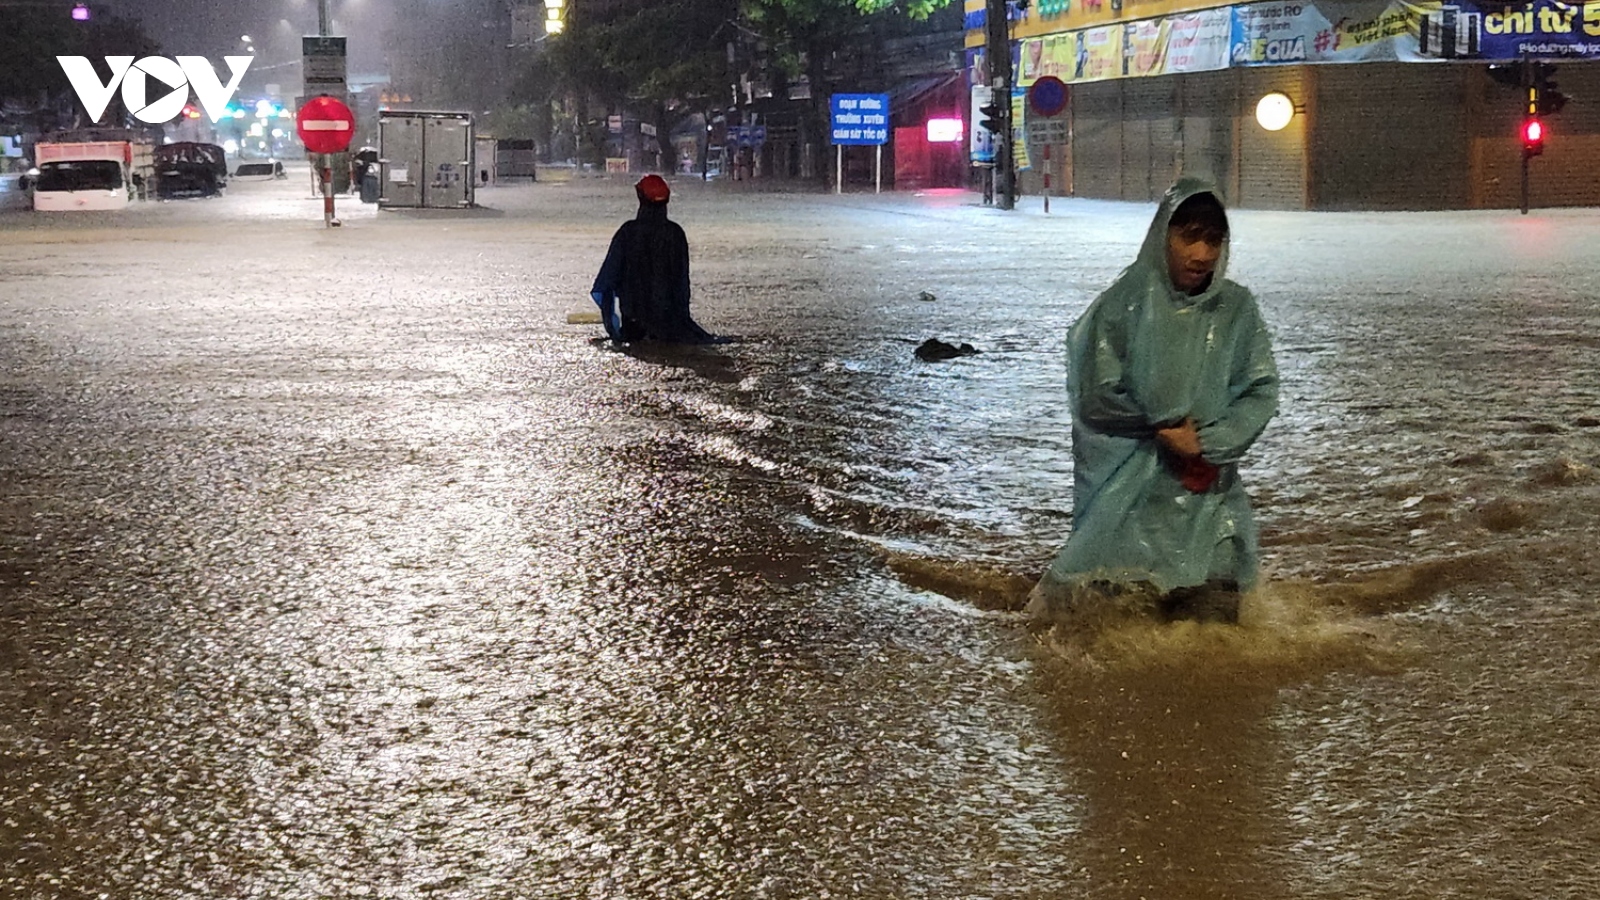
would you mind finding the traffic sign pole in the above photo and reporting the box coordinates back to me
[321,154,337,228]
[1027,76,1071,215]
[1043,142,1051,214]
[295,94,356,228]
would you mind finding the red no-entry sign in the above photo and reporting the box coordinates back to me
[296,95,356,155]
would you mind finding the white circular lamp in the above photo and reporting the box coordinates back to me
[1255,92,1296,131]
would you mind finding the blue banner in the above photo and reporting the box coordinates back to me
[1439,1,1600,60]
[829,93,890,146]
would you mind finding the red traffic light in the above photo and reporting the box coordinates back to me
[1522,117,1545,157]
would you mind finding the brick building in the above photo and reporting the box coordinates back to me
[969,0,1600,210]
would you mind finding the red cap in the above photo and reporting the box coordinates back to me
[635,174,670,203]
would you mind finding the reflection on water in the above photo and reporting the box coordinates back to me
[2,186,1598,898]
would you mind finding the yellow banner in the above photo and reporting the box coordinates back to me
[1078,25,1124,81]
[1019,33,1079,85]
[1011,0,1232,40]
[1125,19,1171,76]
[1012,89,1031,171]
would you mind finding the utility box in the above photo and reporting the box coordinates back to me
[473,136,498,186]
[377,110,474,209]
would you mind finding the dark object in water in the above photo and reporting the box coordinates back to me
[915,338,979,362]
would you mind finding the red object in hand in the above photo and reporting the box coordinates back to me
[1178,456,1220,493]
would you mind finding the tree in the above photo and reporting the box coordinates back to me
[738,0,955,173]
[519,0,960,172]
[853,0,957,19]
[1,7,161,128]
[537,0,737,168]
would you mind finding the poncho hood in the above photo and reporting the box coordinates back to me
[1132,175,1231,306]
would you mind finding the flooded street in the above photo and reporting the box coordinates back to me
[3,174,1597,899]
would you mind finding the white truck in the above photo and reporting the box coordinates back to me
[32,140,154,211]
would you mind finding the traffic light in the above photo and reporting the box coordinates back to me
[978,102,1006,135]
[1536,82,1568,115]
[1487,63,1521,88]
[1533,62,1568,115]
[1522,117,1545,158]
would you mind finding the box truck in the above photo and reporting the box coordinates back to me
[33,140,153,211]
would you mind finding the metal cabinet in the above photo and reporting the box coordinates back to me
[377,111,475,209]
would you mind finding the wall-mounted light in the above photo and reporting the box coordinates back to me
[1255,92,1301,131]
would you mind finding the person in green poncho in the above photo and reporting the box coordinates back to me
[1028,177,1279,626]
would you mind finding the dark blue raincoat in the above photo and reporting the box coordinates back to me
[591,201,716,344]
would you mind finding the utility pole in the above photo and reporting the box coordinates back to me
[984,0,1014,210]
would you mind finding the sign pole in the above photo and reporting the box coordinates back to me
[296,94,355,228]
[321,154,339,227]
[1036,143,1049,212]
[836,145,842,195]
[875,145,881,195]
[1026,76,1071,215]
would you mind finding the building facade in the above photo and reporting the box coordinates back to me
[967,0,1600,209]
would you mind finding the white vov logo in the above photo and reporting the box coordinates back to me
[57,55,254,125]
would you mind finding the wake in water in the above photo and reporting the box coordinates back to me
[873,547,1521,680]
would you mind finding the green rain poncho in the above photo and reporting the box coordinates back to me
[1038,177,1279,599]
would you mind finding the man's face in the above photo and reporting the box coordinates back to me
[1165,229,1222,294]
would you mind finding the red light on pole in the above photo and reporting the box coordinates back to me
[1522,117,1545,157]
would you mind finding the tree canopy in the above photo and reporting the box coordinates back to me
[0,8,161,111]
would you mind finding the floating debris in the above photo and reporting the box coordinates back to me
[915,338,979,362]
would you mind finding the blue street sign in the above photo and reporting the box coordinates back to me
[730,125,768,148]
[829,93,890,146]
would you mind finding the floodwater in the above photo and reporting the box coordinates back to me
[2,172,1597,900]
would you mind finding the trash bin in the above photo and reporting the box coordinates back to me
[360,169,380,204]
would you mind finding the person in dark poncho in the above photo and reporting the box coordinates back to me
[590,175,719,344]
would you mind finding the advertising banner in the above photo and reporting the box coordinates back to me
[1077,25,1126,81]
[1012,87,1031,172]
[976,0,1600,96]
[1228,0,1430,64]
[1020,33,1079,84]
[1413,0,1600,61]
[1126,19,1171,76]
[970,84,996,164]
[1163,7,1234,73]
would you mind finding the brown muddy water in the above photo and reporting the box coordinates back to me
[2,175,1597,899]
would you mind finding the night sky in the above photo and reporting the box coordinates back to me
[103,0,408,84]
